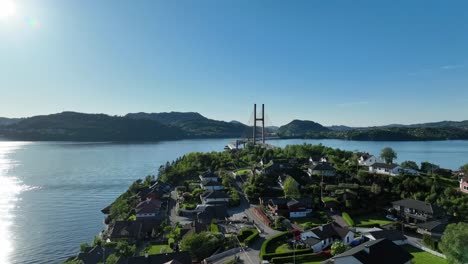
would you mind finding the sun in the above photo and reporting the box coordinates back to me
[0,0,16,19]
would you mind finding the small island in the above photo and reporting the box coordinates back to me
[64,143,468,264]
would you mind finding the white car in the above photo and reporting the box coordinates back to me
[386,214,398,221]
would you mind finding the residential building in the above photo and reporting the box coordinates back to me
[329,238,413,264]
[135,198,161,220]
[200,190,229,205]
[358,153,378,166]
[391,198,445,224]
[300,222,354,252]
[200,179,224,191]
[199,170,218,182]
[75,245,117,264]
[308,163,336,177]
[369,163,418,176]
[108,220,143,241]
[460,177,468,194]
[126,251,192,264]
[416,220,448,238]
[362,230,407,245]
[264,197,313,218]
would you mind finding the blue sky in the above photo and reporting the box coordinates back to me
[0,0,467,126]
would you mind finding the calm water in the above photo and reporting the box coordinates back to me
[0,139,467,264]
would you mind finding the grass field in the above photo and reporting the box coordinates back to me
[275,243,293,253]
[401,245,447,264]
[142,244,172,255]
[354,214,394,227]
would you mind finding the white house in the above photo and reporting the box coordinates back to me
[331,239,413,264]
[300,222,354,253]
[358,153,378,166]
[200,179,224,191]
[369,163,401,176]
[200,191,229,205]
[199,171,219,182]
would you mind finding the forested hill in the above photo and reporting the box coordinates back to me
[125,112,249,137]
[0,112,187,141]
[277,120,330,137]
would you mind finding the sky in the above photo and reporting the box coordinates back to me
[0,0,467,126]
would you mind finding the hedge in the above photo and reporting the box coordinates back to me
[260,232,288,258]
[263,249,315,261]
[342,212,355,226]
[270,252,326,264]
[237,228,259,246]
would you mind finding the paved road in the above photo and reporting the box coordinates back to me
[168,190,192,225]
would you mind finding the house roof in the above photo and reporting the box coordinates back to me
[392,198,441,215]
[417,220,447,233]
[109,220,143,239]
[126,251,192,264]
[201,179,222,186]
[136,199,161,214]
[333,238,413,264]
[303,237,321,246]
[308,222,350,240]
[76,245,117,264]
[197,205,227,222]
[371,163,399,170]
[366,230,407,242]
[200,170,217,179]
[201,190,229,199]
[309,163,336,171]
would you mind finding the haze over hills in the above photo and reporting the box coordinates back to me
[0,111,467,141]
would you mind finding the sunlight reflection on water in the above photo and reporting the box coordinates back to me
[0,142,37,264]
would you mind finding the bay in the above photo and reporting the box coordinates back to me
[0,139,467,263]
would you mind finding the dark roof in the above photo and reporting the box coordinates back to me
[269,197,289,206]
[310,222,350,240]
[76,245,117,264]
[197,205,227,222]
[392,198,442,215]
[200,170,217,179]
[334,238,413,264]
[360,153,372,160]
[304,237,321,246]
[136,199,161,214]
[366,230,407,242]
[201,179,222,186]
[109,220,142,239]
[371,163,399,170]
[309,163,336,171]
[201,191,229,199]
[126,251,192,264]
[417,220,447,233]
[287,199,301,208]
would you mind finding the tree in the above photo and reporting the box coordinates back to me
[105,254,119,264]
[80,243,89,253]
[283,177,300,198]
[116,240,136,258]
[440,222,468,264]
[331,241,348,256]
[460,164,468,174]
[401,160,419,171]
[180,232,223,260]
[380,147,397,164]
[421,162,439,174]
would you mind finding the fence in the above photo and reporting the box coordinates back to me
[407,240,446,259]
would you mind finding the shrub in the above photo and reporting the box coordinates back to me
[342,212,355,226]
[211,223,219,233]
[260,232,288,258]
[238,228,259,246]
[263,248,314,261]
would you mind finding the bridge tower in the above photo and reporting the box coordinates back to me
[253,104,265,145]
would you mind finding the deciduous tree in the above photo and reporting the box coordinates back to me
[440,222,468,264]
[380,147,397,164]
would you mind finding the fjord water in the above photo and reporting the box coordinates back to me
[1,139,467,264]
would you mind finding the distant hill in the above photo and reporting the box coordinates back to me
[327,125,355,131]
[0,112,186,141]
[0,117,21,126]
[125,112,249,138]
[277,120,330,137]
[380,120,468,129]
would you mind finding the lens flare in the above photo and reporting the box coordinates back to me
[26,17,39,28]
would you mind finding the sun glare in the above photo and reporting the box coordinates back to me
[0,0,16,19]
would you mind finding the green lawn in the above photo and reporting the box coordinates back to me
[275,243,293,253]
[401,245,447,264]
[354,214,394,227]
[235,168,251,175]
[142,244,172,255]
